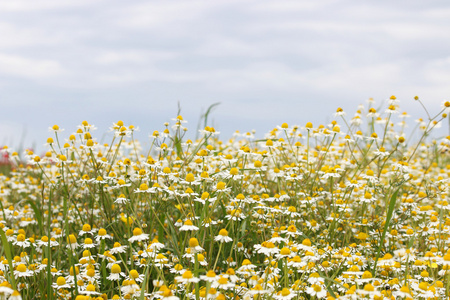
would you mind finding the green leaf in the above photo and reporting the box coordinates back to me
[0,229,16,287]
[26,199,44,235]
[372,189,399,274]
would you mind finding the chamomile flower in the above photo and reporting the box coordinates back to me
[79,224,95,237]
[188,237,204,253]
[52,276,72,289]
[179,219,199,231]
[66,234,79,250]
[8,290,22,300]
[82,238,96,249]
[274,288,297,300]
[114,194,130,204]
[79,284,101,296]
[254,241,279,256]
[110,242,128,254]
[14,264,33,278]
[126,269,145,283]
[128,227,149,243]
[175,269,200,284]
[200,270,218,282]
[12,234,30,248]
[107,264,125,281]
[95,228,113,241]
[305,283,327,299]
[212,276,234,290]
[214,229,233,243]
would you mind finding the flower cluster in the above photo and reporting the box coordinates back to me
[1,97,450,300]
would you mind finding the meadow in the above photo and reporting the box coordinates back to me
[1,96,450,300]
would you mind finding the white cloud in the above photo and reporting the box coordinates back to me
[114,1,225,29]
[0,53,63,78]
[0,0,449,149]
[249,0,334,12]
[0,0,103,12]
[94,50,177,65]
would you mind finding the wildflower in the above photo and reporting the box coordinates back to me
[110,242,128,254]
[200,270,218,282]
[107,264,125,281]
[274,288,297,300]
[306,283,327,299]
[66,234,79,250]
[215,181,231,192]
[194,192,217,204]
[188,237,204,253]
[12,234,30,248]
[212,275,234,290]
[214,228,233,243]
[0,281,13,296]
[356,283,382,298]
[134,183,151,193]
[128,227,149,243]
[441,100,450,112]
[245,284,269,296]
[127,269,145,283]
[114,194,130,204]
[14,264,33,278]
[79,283,100,296]
[9,290,22,300]
[297,238,314,251]
[255,241,279,256]
[195,253,208,266]
[82,238,96,249]
[335,107,346,117]
[95,228,113,241]
[175,269,200,284]
[179,219,199,231]
[157,286,179,300]
[283,224,302,237]
[144,238,162,252]
[386,104,399,114]
[49,124,64,133]
[276,247,292,259]
[201,217,218,227]
[53,276,72,289]
[393,285,413,298]
[360,191,376,203]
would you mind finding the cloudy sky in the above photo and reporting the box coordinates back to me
[1,0,450,151]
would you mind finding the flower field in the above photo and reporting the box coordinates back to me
[1,97,450,300]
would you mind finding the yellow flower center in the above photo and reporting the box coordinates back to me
[189,238,199,247]
[129,270,139,279]
[133,228,143,236]
[280,247,291,255]
[218,276,228,285]
[281,288,290,296]
[216,182,226,190]
[185,173,195,182]
[16,264,27,273]
[56,276,66,286]
[364,284,374,292]
[86,284,95,292]
[111,264,121,274]
[182,270,193,279]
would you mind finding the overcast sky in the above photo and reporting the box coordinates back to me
[1,0,450,151]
